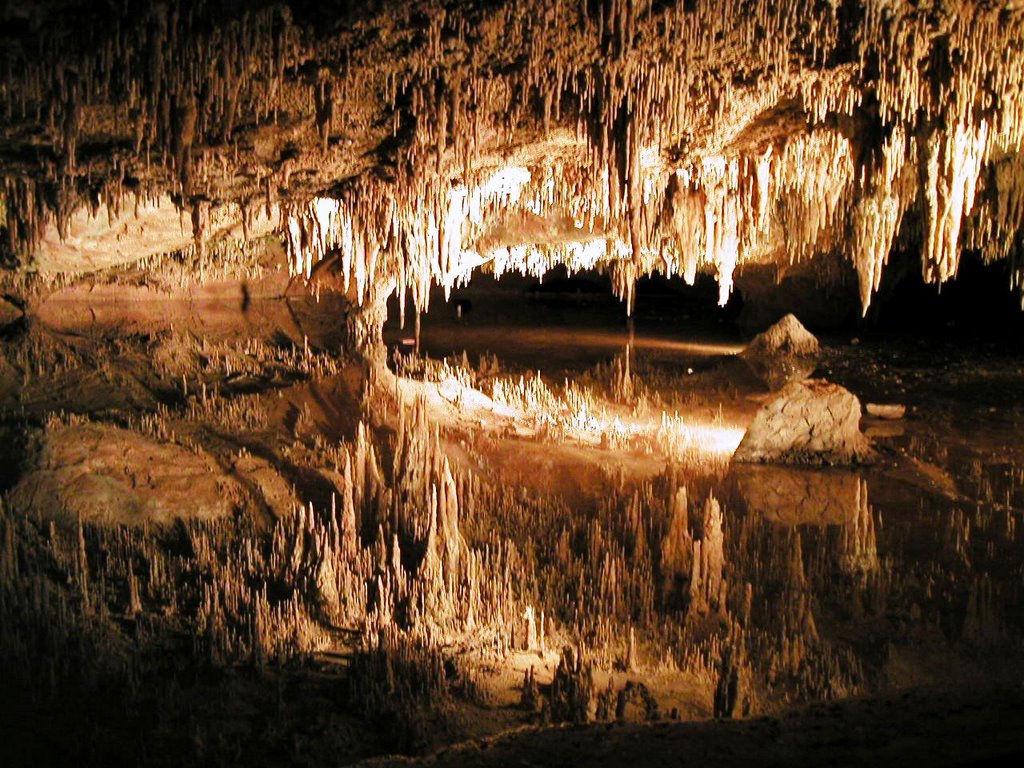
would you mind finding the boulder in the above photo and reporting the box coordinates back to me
[866,402,906,420]
[733,379,872,465]
[741,313,820,390]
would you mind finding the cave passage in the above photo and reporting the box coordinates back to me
[3,2,1024,767]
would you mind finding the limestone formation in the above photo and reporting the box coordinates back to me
[741,314,820,390]
[733,379,873,465]
[3,2,1024,323]
[0,3,1022,760]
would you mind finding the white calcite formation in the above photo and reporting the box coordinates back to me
[2,1,1024,326]
[733,379,873,465]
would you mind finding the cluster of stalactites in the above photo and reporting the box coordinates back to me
[283,127,860,315]
[1,3,298,181]
[965,154,1024,305]
[281,161,539,315]
[7,1,1024,311]
[855,1,1024,301]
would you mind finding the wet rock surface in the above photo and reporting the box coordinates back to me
[733,379,872,465]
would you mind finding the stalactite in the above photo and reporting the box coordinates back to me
[849,127,912,312]
[921,120,989,285]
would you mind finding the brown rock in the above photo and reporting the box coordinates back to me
[733,379,872,465]
[741,314,820,390]
[866,403,906,420]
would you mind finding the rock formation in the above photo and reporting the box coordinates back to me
[741,314,820,390]
[733,379,873,465]
[0,3,1023,765]
[3,1,1024,332]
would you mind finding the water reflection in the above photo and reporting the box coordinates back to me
[723,459,1023,700]
[730,464,865,527]
[740,354,818,391]
[732,464,881,583]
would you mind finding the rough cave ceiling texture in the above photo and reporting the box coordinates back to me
[2,0,1024,317]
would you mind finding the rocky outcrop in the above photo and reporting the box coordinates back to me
[3,2,1024,321]
[733,379,872,465]
[741,314,820,390]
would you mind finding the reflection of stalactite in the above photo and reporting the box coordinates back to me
[689,493,725,616]
[549,645,594,723]
[714,629,751,719]
[945,507,972,568]
[840,479,879,579]
[962,573,1006,649]
[660,485,692,601]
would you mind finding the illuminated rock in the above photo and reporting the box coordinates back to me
[2,1,1024,323]
[865,403,906,420]
[733,379,872,465]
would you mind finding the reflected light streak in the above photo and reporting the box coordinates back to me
[406,326,745,357]
[681,422,746,455]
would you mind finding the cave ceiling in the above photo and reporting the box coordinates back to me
[2,0,1024,316]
